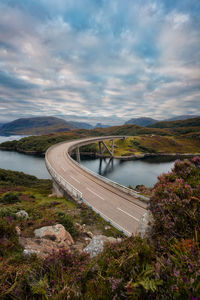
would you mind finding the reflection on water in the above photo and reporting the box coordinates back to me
[78,155,181,188]
[98,157,114,176]
[0,135,187,186]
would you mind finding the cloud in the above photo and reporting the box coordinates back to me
[0,0,199,124]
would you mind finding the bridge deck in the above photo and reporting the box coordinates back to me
[46,137,147,236]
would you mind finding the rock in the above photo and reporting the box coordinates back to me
[20,237,69,259]
[15,226,21,236]
[23,248,39,256]
[84,237,91,242]
[138,210,154,238]
[83,235,119,258]
[104,225,111,230]
[34,224,74,247]
[85,231,93,238]
[16,210,29,220]
[48,193,56,198]
[19,224,74,259]
[75,222,83,231]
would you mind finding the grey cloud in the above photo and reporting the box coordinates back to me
[0,0,199,123]
[0,71,38,90]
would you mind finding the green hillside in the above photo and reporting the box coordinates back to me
[149,117,200,129]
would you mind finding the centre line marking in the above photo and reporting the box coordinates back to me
[117,207,139,222]
[70,175,80,183]
[61,167,65,172]
[86,187,105,200]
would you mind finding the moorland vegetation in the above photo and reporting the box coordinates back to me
[0,157,199,299]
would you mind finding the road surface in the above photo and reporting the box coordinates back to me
[46,137,147,236]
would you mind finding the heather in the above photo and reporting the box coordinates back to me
[0,158,199,299]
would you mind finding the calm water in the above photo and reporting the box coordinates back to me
[0,135,180,185]
[0,135,27,143]
[79,155,178,187]
[0,135,51,179]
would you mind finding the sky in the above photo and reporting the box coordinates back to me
[0,0,200,125]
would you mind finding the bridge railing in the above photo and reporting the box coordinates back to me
[45,149,82,201]
[66,151,149,203]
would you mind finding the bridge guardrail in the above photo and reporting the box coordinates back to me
[66,151,149,203]
[46,152,131,237]
[45,137,148,237]
[45,148,82,201]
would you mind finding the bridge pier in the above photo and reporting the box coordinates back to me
[99,139,115,157]
[76,147,80,163]
[52,180,65,197]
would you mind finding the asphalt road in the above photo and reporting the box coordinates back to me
[46,137,147,235]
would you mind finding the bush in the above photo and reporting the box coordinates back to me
[0,218,22,257]
[150,158,200,244]
[0,207,17,219]
[0,192,20,204]
[57,212,78,238]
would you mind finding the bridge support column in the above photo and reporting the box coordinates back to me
[99,139,114,157]
[76,147,80,163]
[99,142,102,155]
[52,180,64,198]
[111,139,114,154]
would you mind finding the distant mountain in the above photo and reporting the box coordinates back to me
[0,116,76,135]
[125,117,158,127]
[68,121,93,129]
[165,115,199,121]
[148,117,200,129]
[94,123,111,128]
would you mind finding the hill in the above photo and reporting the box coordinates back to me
[94,123,111,128]
[165,114,199,121]
[124,117,158,126]
[67,121,93,129]
[148,117,200,129]
[0,116,77,135]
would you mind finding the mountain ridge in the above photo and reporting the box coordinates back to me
[125,115,199,127]
[0,116,76,135]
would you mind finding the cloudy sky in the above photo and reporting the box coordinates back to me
[0,0,199,124]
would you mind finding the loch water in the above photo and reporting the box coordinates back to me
[0,135,182,186]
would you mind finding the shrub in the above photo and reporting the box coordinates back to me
[0,207,17,219]
[0,192,20,204]
[57,212,78,238]
[150,158,200,243]
[0,218,22,257]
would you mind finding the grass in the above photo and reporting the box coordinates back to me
[77,135,200,157]
[0,159,199,299]
[112,136,200,156]
[0,169,122,241]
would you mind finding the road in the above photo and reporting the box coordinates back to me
[46,137,147,236]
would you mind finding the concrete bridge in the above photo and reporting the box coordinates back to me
[45,136,148,236]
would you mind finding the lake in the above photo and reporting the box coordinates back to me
[79,155,177,187]
[0,135,51,179]
[0,135,180,186]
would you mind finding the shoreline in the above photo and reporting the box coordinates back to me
[0,147,200,160]
[75,151,200,161]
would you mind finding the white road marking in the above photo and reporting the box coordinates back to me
[82,197,132,236]
[70,175,80,183]
[117,207,139,222]
[61,166,65,172]
[86,187,105,200]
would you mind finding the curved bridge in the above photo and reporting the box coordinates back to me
[45,136,148,236]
